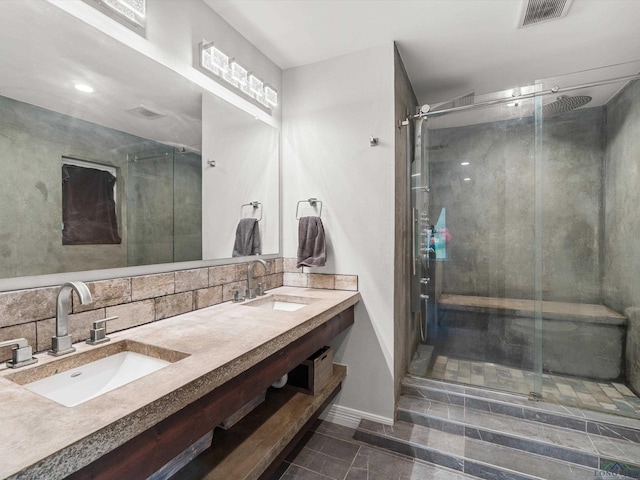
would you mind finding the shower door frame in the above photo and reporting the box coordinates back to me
[407,94,545,399]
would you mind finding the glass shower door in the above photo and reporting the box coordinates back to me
[410,60,640,416]
[172,149,202,262]
[126,147,202,266]
[127,147,176,266]
[410,92,543,398]
[532,61,640,414]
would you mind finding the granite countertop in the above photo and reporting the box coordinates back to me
[0,286,361,480]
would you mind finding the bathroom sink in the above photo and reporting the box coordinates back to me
[258,300,307,311]
[24,351,169,407]
[6,340,189,407]
[243,294,316,312]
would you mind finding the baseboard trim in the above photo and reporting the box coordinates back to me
[319,404,394,429]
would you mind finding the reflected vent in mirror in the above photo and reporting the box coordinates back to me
[126,105,166,120]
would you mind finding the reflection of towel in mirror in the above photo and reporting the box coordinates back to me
[297,216,326,268]
[232,218,261,257]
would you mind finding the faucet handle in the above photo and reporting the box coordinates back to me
[86,316,118,346]
[232,289,245,303]
[0,338,38,369]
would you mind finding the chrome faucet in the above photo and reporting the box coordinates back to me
[86,316,118,346]
[246,259,268,299]
[49,281,92,356]
[0,338,37,368]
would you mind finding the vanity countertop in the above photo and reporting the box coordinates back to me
[0,286,361,480]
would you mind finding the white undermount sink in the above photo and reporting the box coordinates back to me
[259,300,307,311]
[6,340,189,407]
[25,352,169,407]
[243,295,315,312]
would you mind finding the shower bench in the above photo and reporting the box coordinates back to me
[436,294,628,381]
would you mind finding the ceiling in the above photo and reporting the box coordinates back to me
[204,0,640,106]
[2,0,638,145]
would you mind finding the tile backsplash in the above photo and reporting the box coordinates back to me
[0,258,357,361]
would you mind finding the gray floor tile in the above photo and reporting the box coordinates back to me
[474,409,595,453]
[398,395,466,422]
[583,409,640,430]
[350,445,413,469]
[280,464,333,480]
[589,434,640,463]
[402,392,599,456]
[293,448,352,480]
[280,400,640,480]
[302,431,361,463]
[311,420,358,442]
[359,418,466,456]
[464,438,599,480]
[345,446,457,480]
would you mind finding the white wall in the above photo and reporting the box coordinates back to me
[202,93,280,259]
[282,44,397,422]
[146,0,282,126]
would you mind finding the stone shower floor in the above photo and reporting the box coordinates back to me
[426,355,640,418]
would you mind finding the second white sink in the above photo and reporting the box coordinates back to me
[24,351,170,407]
[243,294,316,312]
[259,300,307,311]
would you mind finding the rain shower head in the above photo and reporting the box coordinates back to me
[542,95,592,115]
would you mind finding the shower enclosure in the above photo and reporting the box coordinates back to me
[408,60,640,418]
[127,146,202,266]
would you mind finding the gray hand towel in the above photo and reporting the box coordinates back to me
[232,218,262,257]
[297,216,326,268]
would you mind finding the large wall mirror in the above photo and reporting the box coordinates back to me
[0,1,280,288]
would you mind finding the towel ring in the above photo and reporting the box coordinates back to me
[241,201,263,222]
[296,198,323,220]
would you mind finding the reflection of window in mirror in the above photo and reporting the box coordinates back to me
[62,158,121,245]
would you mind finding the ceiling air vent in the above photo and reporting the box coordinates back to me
[126,105,166,120]
[518,0,573,28]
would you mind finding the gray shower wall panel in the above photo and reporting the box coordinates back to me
[428,107,606,304]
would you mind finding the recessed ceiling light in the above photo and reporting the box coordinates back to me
[74,84,94,93]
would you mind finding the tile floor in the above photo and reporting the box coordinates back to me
[427,355,640,418]
[270,420,472,480]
